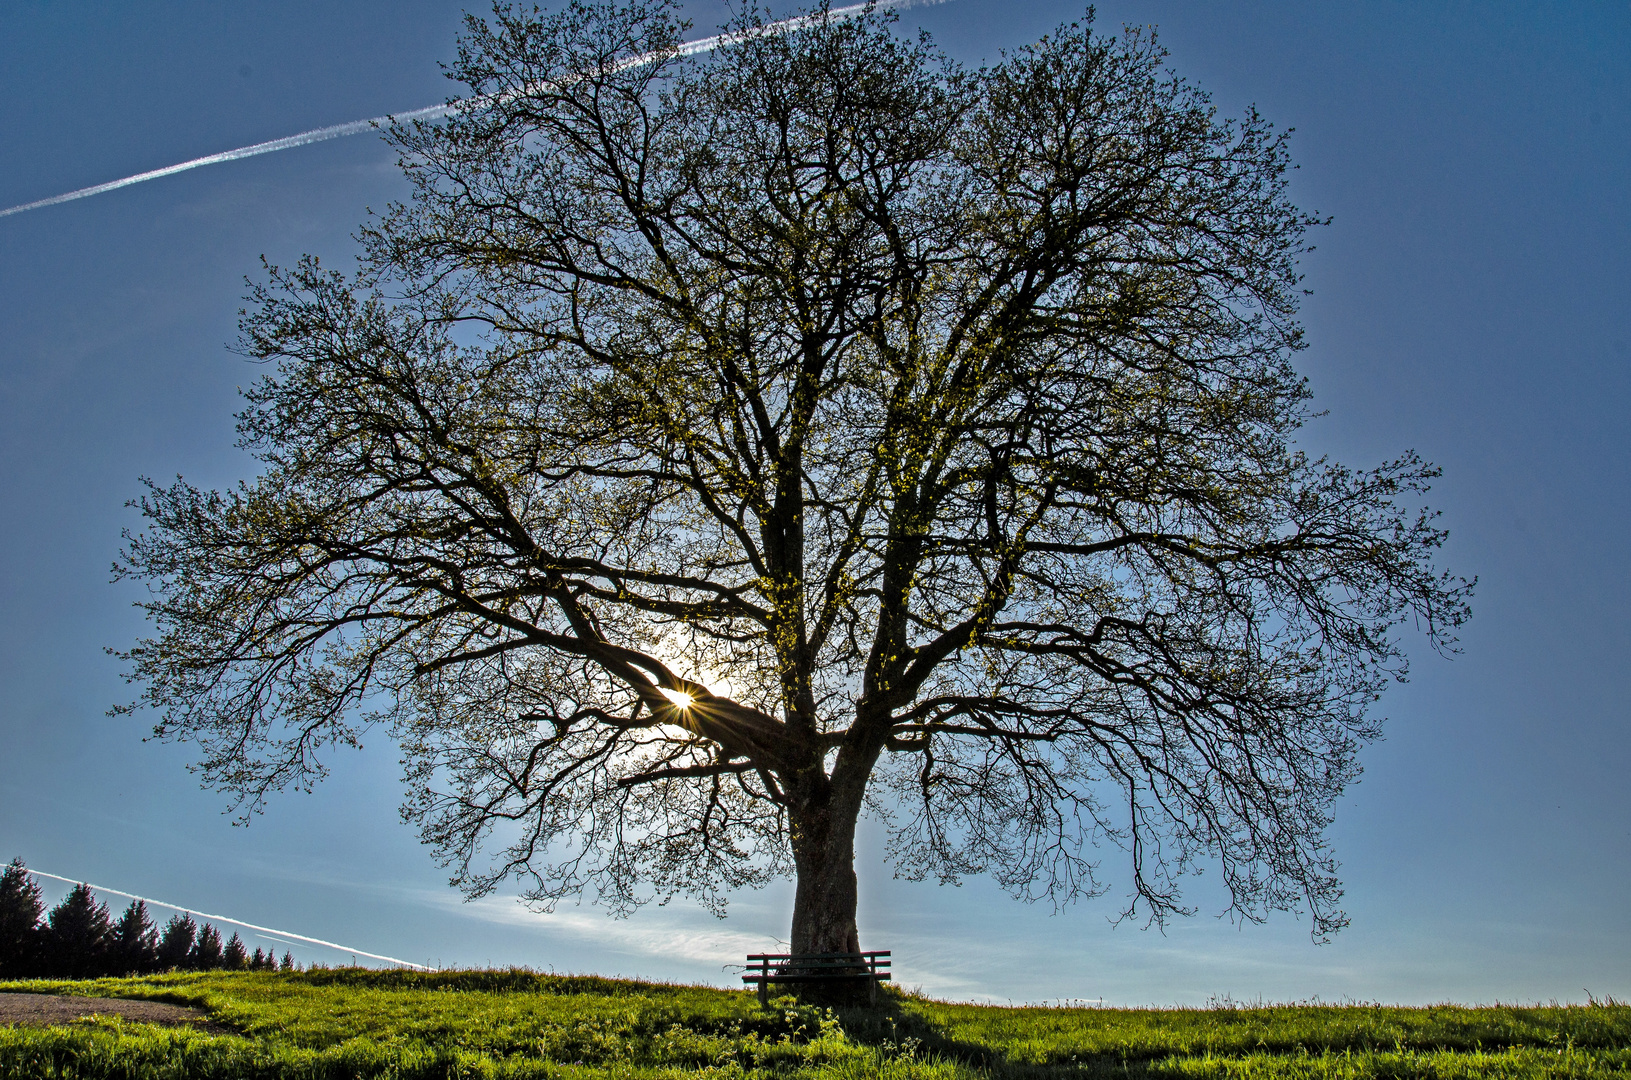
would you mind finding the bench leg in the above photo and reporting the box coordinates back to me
[870,975,877,1006]
[758,979,768,1008]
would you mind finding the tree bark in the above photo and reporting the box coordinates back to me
[787,786,864,956]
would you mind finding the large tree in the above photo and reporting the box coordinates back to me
[116,0,1470,956]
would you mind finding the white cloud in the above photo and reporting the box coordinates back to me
[407,888,784,969]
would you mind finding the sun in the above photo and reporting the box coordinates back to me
[658,686,695,711]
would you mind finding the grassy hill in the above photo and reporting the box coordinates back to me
[2,968,1627,1078]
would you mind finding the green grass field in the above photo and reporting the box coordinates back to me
[2,969,1627,1079]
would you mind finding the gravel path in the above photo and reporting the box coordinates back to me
[0,992,234,1034]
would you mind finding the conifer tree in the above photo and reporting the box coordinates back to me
[110,901,159,974]
[0,859,45,979]
[156,914,196,970]
[280,951,295,971]
[250,946,266,970]
[190,923,223,969]
[222,932,248,969]
[45,884,113,978]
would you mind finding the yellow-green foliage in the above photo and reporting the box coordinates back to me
[1,970,1627,1078]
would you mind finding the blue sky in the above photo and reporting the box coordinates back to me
[1,0,1626,1005]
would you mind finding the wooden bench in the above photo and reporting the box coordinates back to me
[743,951,891,1006]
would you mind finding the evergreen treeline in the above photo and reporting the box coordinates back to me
[0,859,298,979]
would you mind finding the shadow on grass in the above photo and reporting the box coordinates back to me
[796,987,1156,1079]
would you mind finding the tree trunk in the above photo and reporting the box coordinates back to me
[787,788,863,955]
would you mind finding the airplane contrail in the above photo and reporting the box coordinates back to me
[0,0,947,220]
[23,867,432,970]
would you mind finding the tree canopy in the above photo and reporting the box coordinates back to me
[117,0,1471,952]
